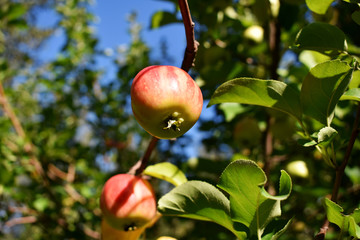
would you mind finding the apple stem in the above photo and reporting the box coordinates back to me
[128,136,159,176]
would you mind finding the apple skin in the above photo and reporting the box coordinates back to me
[131,65,203,139]
[100,174,157,231]
[101,219,144,240]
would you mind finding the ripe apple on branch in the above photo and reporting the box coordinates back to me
[131,65,203,139]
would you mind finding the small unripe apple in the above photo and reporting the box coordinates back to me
[131,65,203,139]
[100,174,157,231]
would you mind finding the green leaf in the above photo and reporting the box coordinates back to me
[349,70,360,89]
[325,198,360,238]
[298,139,317,147]
[349,217,360,238]
[208,78,302,121]
[294,22,347,55]
[218,160,292,237]
[340,88,360,102]
[261,218,293,240]
[352,209,360,223]
[317,126,338,147]
[325,198,344,228]
[218,103,248,122]
[299,50,331,69]
[261,170,292,201]
[150,11,181,29]
[352,10,360,25]
[144,162,187,186]
[305,0,334,15]
[300,60,353,125]
[158,180,246,239]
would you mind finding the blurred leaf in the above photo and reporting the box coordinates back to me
[218,160,292,237]
[340,88,360,102]
[300,60,353,125]
[33,197,50,212]
[8,19,28,29]
[342,0,360,3]
[305,0,334,15]
[352,10,360,25]
[150,11,181,29]
[144,162,187,186]
[345,166,360,184]
[158,180,246,239]
[208,78,302,121]
[6,3,27,21]
[294,22,347,55]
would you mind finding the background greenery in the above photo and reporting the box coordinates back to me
[0,0,359,239]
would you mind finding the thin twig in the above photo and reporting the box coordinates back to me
[263,10,281,183]
[263,115,275,178]
[332,103,360,200]
[269,19,281,80]
[178,0,199,72]
[128,136,159,175]
[5,216,37,228]
[64,184,86,204]
[315,103,360,239]
[8,206,37,215]
[0,84,26,138]
[82,224,101,239]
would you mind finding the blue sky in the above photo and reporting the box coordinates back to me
[94,0,184,65]
[36,0,185,68]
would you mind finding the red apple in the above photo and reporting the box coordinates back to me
[100,174,157,231]
[131,65,203,139]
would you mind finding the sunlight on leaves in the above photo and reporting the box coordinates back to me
[218,160,292,238]
[300,60,353,126]
[158,180,246,239]
[325,198,360,238]
[305,0,334,15]
[340,88,360,102]
[144,162,187,186]
[208,78,302,121]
